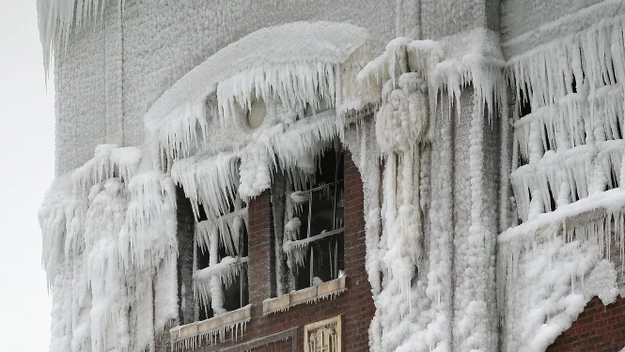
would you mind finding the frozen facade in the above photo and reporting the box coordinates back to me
[37,0,625,351]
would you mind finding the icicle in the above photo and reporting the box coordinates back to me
[171,152,240,219]
[144,22,374,163]
[36,0,116,78]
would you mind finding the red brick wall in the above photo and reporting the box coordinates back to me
[547,295,625,352]
[192,150,376,352]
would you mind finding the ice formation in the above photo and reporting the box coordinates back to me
[143,21,376,169]
[119,21,375,349]
[353,28,507,352]
[499,14,625,352]
[37,0,118,77]
[39,7,625,351]
[40,145,178,352]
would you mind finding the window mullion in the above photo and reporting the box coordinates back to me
[193,231,200,321]
[209,226,226,315]
[308,179,314,286]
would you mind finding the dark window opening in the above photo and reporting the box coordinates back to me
[192,194,249,321]
[288,145,345,291]
[547,184,557,212]
[519,85,532,118]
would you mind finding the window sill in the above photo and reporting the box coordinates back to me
[262,275,347,315]
[169,305,252,347]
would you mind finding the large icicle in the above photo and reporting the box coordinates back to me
[508,15,625,221]
[171,152,240,219]
[36,0,116,77]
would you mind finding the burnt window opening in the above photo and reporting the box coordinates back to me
[176,186,197,325]
[547,184,557,213]
[292,144,344,290]
[177,184,249,323]
[519,85,532,118]
[193,194,249,320]
[274,141,345,294]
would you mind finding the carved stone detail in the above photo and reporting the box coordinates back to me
[304,315,341,352]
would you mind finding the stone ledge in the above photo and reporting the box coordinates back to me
[262,275,347,315]
[169,305,252,345]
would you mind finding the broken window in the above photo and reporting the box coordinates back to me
[275,142,345,292]
[193,193,249,320]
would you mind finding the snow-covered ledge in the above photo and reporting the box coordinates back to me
[263,275,347,315]
[143,21,376,168]
[169,305,251,350]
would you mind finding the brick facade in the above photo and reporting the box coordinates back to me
[547,296,625,352]
[174,150,375,352]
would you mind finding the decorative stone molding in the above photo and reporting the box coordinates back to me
[262,276,347,315]
[304,315,342,352]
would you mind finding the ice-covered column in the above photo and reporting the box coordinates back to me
[421,1,504,347]
[447,88,501,351]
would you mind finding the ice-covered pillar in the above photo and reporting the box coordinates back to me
[421,1,503,350]
[448,88,501,351]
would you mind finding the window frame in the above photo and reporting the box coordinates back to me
[193,194,249,320]
[279,143,346,292]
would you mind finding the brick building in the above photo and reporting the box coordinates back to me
[38,0,625,351]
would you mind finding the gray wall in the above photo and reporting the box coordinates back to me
[501,0,623,58]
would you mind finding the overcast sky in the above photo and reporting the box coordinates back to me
[0,1,54,351]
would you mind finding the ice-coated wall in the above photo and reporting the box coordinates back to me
[53,0,419,175]
[421,0,500,39]
[500,0,625,58]
[501,0,602,41]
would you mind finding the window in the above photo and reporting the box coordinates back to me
[276,143,345,292]
[193,194,249,320]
